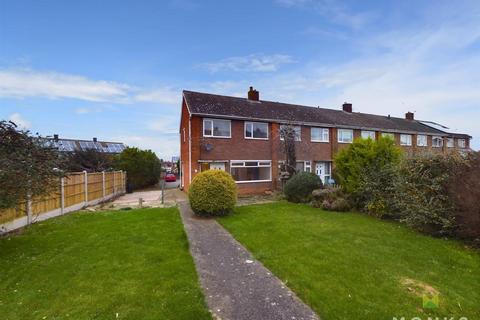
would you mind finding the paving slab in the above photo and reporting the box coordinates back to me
[178,201,319,320]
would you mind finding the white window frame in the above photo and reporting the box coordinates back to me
[280,125,301,141]
[417,135,427,147]
[311,127,329,143]
[458,139,466,148]
[244,122,269,140]
[230,160,272,183]
[337,129,353,143]
[361,130,376,140]
[432,136,443,148]
[447,138,454,148]
[400,134,412,146]
[203,118,231,138]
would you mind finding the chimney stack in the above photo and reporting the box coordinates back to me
[93,137,97,142]
[405,112,414,120]
[53,134,59,142]
[342,102,352,113]
[248,86,259,101]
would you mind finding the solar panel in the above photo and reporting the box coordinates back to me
[79,141,97,151]
[57,140,76,152]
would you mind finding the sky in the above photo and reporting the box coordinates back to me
[1,0,479,159]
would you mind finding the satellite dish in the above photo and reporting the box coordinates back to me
[204,143,213,151]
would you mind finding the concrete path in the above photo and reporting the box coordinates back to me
[110,188,187,209]
[178,202,319,320]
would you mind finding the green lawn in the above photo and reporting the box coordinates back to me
[0,208,211,320]
[218,202,480,320]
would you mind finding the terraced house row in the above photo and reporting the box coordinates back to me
[179,87,472,194]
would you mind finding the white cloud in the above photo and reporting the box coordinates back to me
[276,0,374,30]
[134,87,180,105]
[0,68,181,106]
[200,54,295,73]
[0,69,131,102]
[147,116,179,134]
[8,112,30,129]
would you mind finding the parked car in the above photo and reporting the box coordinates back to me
[165,173,176,182]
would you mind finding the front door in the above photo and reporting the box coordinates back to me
[315,162,325,184]
[210,162,225,171]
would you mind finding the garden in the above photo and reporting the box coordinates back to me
[186,134,480,319]
[0,207,211,319]
[218,202,480,319]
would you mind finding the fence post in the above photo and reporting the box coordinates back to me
[84,171,88,205]
[113,171,116,195]
[60,177,65,215]
[122,171,126,193]
[102,171,106,199]
[26,193,32,225]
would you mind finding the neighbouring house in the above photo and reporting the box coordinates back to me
[179,87,472,194]
[45,134,126,154]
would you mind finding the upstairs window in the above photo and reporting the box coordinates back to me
[280,125,301,141]
[458,139,466,148]
[432,136,443,148]
[447,138,454,148]
[361,130,376,140]
[400,134,412,146]
[382,132,395,140]
[245,122,268,139]
[338,129,353,143]
[203,118,231,138]
[311,127,329,142]
[417,135,427,147]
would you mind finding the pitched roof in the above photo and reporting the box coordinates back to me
[183,90,470,137]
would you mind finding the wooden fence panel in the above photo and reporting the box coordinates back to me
[87,172,104,201]
[0,171,125,226]
[64,173,86,207]
[32,188,61,216]
[105,172,114,196]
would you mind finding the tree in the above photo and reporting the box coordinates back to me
[279,124,298,177]
[65,149,114,172]
[114,147,162,190]
[0,120,64,210]
[334,136,402,195]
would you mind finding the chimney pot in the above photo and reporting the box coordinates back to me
[53,134,59,141]
[248,86,259,101]
[405,111,414,120]
[342,102,352,113]
[93,137,97,142]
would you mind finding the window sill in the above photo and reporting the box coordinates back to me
[338,141,353,144]
[234,180,272,184]
[311,140,329,143]
[244,137,269,140]
[203,135,231,139]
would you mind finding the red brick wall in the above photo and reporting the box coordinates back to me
[179,100,190,191]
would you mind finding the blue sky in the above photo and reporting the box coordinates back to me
[1,0,479,158]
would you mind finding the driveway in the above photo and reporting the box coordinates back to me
[110,187,186,209]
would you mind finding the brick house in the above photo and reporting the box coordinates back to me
[179,87,472,194]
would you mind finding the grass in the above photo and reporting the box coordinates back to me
[218,201,480,320]
[0,207,211,320]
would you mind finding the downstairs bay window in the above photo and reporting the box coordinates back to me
[230,160,272,183]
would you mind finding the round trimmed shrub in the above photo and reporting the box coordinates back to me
[188,170,237,216]
[284,171,323,203]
